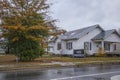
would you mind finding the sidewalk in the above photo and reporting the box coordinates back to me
[0,60,120,71]
[111,75,120,80]
[51,60,120,66]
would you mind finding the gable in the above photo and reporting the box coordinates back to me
[78,27,102,41]
[61,24,104,40]
[92,29,119,41]
[105,33,120,42]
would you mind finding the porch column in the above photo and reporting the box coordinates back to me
[101,40,104,54]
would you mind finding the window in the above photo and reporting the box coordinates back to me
[47,47,50,51]
[114,44,116,50]
[57,42,61,50]
[66,42,72,50]
[90,42,92,50]
[84,42,92,50]
[104,43,110,51]
[84,42,89,50]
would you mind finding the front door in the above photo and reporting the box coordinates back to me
[104,43,110,51]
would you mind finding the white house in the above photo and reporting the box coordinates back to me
[48,24,120,56]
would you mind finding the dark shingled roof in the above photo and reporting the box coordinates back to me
[60,24,103,40]
[92,29,119,40]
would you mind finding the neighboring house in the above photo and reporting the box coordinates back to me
[0,38,5,54]
[48,24,120,56]
[116,29,120,51]
[47,37,57,53]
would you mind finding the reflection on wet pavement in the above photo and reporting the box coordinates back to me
[0,64,120,80]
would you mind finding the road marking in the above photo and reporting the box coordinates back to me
[51,71,120,80]
[111,75,120,80]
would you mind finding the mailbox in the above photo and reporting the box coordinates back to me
[73,49,85,57]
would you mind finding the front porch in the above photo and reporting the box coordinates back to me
[94,40,120,54]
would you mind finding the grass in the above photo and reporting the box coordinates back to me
[0,54,120,63]
[37,56,120,62]
[0,54,120,71]
[0,55,16,63]
[36,53,120,62]
[0,55,62,71]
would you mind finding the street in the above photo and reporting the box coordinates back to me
[0,64,120,80]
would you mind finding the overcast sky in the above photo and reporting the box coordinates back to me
[48,0,120,31]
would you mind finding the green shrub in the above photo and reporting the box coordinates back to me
[95,48,107,57]
[9,39,44,61]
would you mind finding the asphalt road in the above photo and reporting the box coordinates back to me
[0,64,120,80]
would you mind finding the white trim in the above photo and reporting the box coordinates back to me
[51,71,120,80]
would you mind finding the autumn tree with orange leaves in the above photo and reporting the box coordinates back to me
[0,0,55,61]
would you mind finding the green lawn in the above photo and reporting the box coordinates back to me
[0,55,120,64]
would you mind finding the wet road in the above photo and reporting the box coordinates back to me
[0,64,120,80]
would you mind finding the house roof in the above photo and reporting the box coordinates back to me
[60,24,103,40]
[92,29,120,40]
[48,36,57,42]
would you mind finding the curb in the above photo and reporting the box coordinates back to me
[0,60,120,71]
[111,75,120,80]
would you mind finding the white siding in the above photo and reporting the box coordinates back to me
[116,43,120,51]
[73,28,102,55]
[47,42,55,53]
[53,38,61,54]
[103,33,120,53]
[105,33,120,42]
[64,40,75,55]
[53,27,102,55]
[54,39,75,55]
[110,43,116,52]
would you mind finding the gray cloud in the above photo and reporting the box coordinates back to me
[48,0,120,31]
